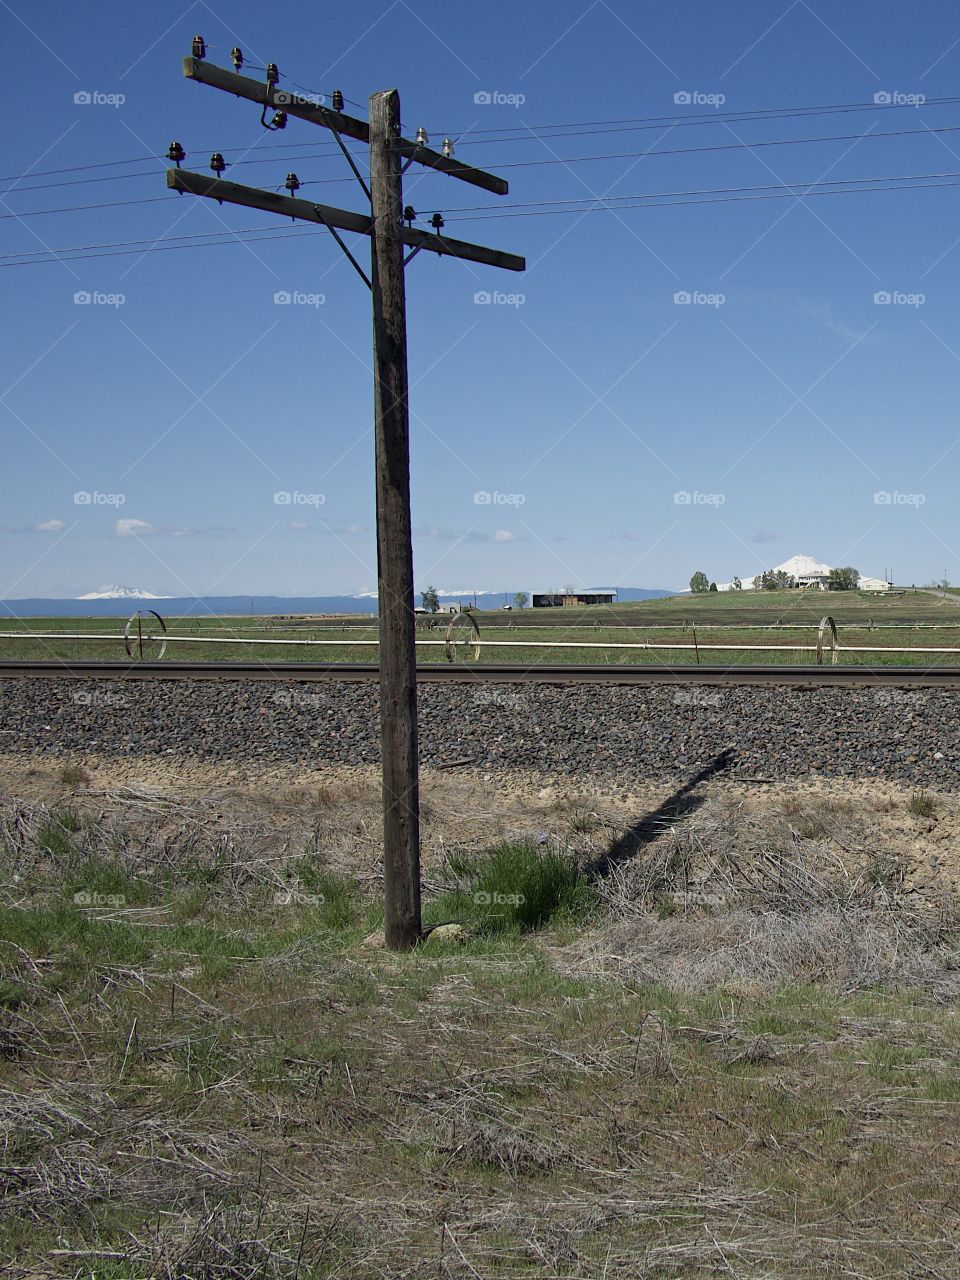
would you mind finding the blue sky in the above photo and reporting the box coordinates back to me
[4,0,960,598]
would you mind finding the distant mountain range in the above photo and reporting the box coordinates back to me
[1,586,677,618]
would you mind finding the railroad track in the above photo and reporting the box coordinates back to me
[2,659,960,688]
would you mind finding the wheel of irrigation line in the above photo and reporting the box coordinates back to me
[124,610,168,660]
[444,611,481,662]
[816,615,839,666]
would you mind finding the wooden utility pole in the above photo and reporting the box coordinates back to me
[369,90,420,948]
[167,43,523,950]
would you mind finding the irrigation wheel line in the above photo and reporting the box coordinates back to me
[124,610,167,660]
[9,631,960,656]
[444,611,481,662]
[11,610,960,659]
[817,616,839,666]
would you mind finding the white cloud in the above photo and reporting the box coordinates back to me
[115,518,154,538]
[415,526,521,545]
[115,518,191,538]
[32,519,65,533]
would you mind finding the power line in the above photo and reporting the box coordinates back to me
[8,118,960,218]
[5,92,960,189]
[0,152,360,197]
[423,166,960,216]
[444,176,960,220]
[0,222,329,259]
[289,123,960,190]
[430,94,960,143]
[0,195,173,221]
[3,167,959,266]
[0,226,322,265]
[471,123,960,172]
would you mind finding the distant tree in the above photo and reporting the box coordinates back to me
[513,591,529,610]
[773,570,795,590]
[421,585,440,613]
[563,583,576,596]
[758,570,777,590]
[689,570,710,594]
[828,566,859,591]
[731,576,742,590]
[709,581,718,592]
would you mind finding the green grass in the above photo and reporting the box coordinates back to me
[4,794,960,1276]
[429,841,596,935]
[35,808,81,857]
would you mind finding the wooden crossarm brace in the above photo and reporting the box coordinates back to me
[166,168,525,272]
[182,58,509,196]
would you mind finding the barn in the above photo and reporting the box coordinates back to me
[531,590,617,608]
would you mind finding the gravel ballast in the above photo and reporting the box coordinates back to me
[1,676,957,786]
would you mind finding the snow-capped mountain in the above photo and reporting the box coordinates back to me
[77,585,171,600]
[760,554,831,580]
[716,555,889,592]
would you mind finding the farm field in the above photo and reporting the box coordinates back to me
[5,590,960,665]
[2,754,960,1277]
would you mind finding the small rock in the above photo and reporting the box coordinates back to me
[424,923,470,944]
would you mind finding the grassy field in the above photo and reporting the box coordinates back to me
[3,761,960,1276]
[5,589,960,665]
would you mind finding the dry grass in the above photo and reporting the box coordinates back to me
[56,762,91,788]
[581,795,959,996]
[909,789,938,818]
[2,777,960,1277]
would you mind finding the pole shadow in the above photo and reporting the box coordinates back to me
[586,748,735,878]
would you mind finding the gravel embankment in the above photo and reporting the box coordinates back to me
[0,677,957,786]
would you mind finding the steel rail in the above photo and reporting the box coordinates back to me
[2,660,960,688]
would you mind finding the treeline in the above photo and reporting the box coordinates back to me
[689,567,860,593]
